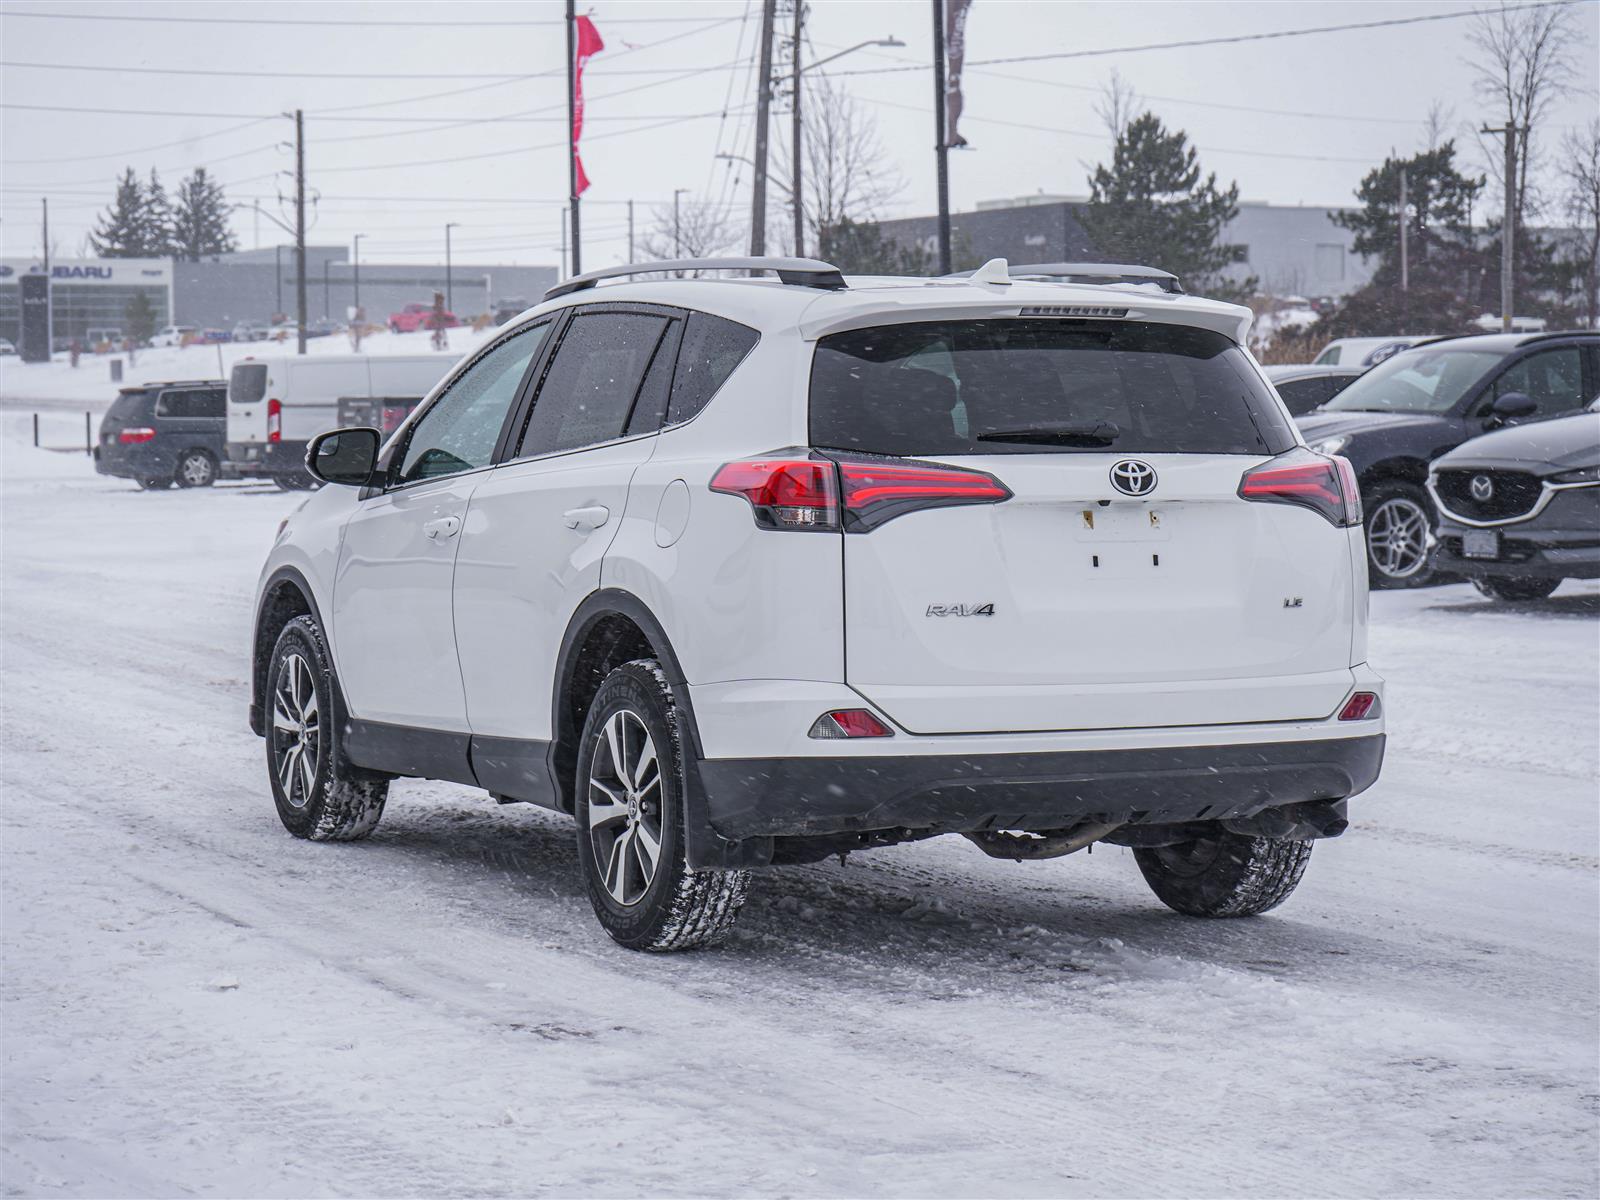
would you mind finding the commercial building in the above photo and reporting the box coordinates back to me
[866,195,1376,299]
[0,248,557,346]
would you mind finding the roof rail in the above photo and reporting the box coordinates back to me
[545,256,847,301]
[1007,262,1183,294]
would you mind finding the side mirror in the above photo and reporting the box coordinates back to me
[1489,392,1538,422]
[306,426,380,487]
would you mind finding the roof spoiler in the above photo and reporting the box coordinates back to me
[545,256,848,301]
[946,261,1183,294]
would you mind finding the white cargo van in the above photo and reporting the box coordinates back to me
[226,353,459,487]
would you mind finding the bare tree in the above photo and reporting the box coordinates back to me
[1094,69,1142,141]
[1562,120,1600,327]
[638,196,744,263]
[770,77,903,255]
[1423,100,1455,152]
[1467,0,1581,224]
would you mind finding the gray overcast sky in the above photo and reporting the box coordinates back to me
[2,0,1597,270]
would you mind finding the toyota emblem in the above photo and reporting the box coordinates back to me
[1470,474,1495,502]
[1109,459,1158,497]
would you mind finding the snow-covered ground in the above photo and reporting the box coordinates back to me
[3,419,1596,1198]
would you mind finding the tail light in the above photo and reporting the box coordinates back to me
[118,427,156,444]
[710,455,1010,532]
[266,398,282,444]
[808,709,894,739]
[1338,691,1379,721]
[1239,448,1361,527]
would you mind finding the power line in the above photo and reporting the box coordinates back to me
[5,118,278,166]
[0,8,717,26]
[0,102,277,119]
[823,3,1576,77]
[0,57,771,81]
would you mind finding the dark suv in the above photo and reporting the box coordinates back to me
[1295,332,1600,587]
[95,379,228,490]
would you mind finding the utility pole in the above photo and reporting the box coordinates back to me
[560,208,568,280]
[352,233,364,350]
[41,197,51,349]
[792,2,805,257]
[628,199,635,262]
[445,222,458,313]
[931,0,952,275]
[274,244,283,316]
[293,107,307,355]
[750,0,777,256]
[1481,122,1519,332]
[566,0,581,276]
[1398,166,1409,293]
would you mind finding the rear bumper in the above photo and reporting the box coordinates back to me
[698,733,1386,840]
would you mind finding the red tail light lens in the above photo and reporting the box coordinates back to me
[1239,448,1361,527]
[266,397,282,444]
[711,455,1010,532]
[710,460,840,530]
[1338,691,1379,721]
[807,709,894,739]
[118,426,156,444]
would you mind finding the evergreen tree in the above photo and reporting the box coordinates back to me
[89,168,149,258]
[124,292,158,344]
[142,170,175,257]
[1078,113,1253,300]
[1320,142,1486,336]
[819,217,936,276]
[170,168,239,261]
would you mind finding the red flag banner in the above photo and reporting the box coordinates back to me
[572,15,605,195]
[945,0,972,149]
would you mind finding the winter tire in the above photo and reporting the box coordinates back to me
[136,477,170,490]
[175,449,217,488]
[266,614,387,841]
[1134,828,1312,917]
[574,659,749,951]
[1364,481,1437,588]
[1472,575,1561,602]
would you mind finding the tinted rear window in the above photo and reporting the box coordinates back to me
[666,312,759,426]
[811,320,1294,456]
[230,362,267,405]
[107,390,152,419]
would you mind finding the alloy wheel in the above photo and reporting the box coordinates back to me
[1366,496,1430,580]
[271,652,320,809]
[587,709,664,907]
[180,453,213,486]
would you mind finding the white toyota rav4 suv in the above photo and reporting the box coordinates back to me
[250,257,1385,951]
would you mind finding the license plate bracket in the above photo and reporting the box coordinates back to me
[1462,529,1500,559]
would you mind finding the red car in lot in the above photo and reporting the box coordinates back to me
[388,302,460,333]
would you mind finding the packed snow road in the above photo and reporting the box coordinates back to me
[3,416,1597,1199]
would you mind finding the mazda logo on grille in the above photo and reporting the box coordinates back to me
[1109,459,1157,496]
[1470,474,1495,502]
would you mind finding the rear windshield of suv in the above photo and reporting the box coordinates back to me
[230,362,267,405]
[810,319,1295,456]
[106,390,152,419]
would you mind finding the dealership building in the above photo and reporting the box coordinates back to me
[1,248,557,347]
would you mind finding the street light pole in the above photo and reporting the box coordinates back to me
[445,223,459,313]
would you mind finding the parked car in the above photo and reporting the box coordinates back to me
[149,325,199,349]
[388,302,459,333]
[94,379,229,489]
[308,317,344,339]
[1313,336,1431,368]
[226,352,459,489]
[249,256,1384,951]
[0,338,15,356]
[85,327,124,349]
[1427,400,1599,601]
[492,297,532,326]
[1297,331,1600,588]
[232,322,270,343]
[1264,364,1365,415]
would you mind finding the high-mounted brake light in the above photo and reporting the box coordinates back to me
[808,709,894,739]
[266,397,282,444]
[1239,447,1361,527]
[118,427,156,444]
[710,455,1010,532]
[1338,692,1379,721]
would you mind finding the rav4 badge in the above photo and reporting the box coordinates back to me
[926,603,996,617]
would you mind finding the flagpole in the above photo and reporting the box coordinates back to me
[566,0,581,276]
[931,0,951,275]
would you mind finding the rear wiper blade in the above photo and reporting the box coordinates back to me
[975,421,1121,446]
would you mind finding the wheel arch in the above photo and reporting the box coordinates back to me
[1357,456,1432,492]
[250,566,326,736]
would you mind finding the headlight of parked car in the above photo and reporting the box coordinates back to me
[1308,436,1349,456]
[1549,465,1599,485]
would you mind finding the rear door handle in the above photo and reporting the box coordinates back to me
[423,516,461,540]
[562,505,610,531]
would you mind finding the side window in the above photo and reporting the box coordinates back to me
[520,311,668,456]
[665,312,759,426]
[202,389,226,418]
[395,320,550,484]
[155,390,207,418]
[1492,347,1586,417]
[1273,379,1323,414]
[624,319,682,435]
